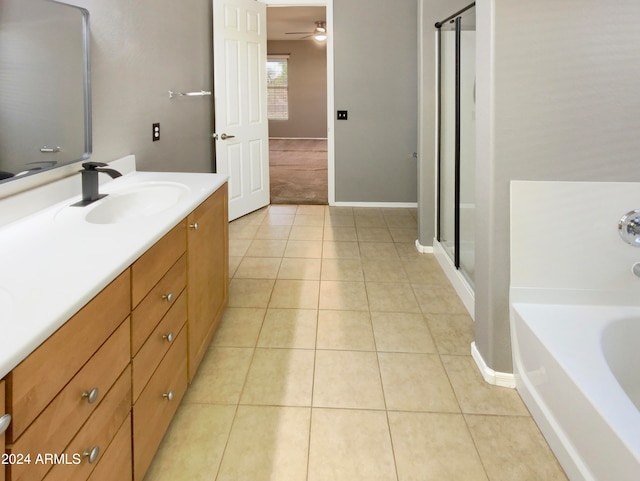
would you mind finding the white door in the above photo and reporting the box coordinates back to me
[213,0,269,221]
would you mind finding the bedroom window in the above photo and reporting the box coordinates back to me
[267,55,289,120]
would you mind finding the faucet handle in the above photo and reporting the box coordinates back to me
[619,210,640,246]
[82,161,109,170]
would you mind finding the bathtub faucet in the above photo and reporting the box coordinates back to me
[618,210,640,246]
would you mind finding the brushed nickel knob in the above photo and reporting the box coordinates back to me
[162,292,174,302]
[83,446,100,464]
[189,222,199,230]
[162,332,174,343]
[0,414,11,435]
[81,387,99,404]
[162,391,174,401]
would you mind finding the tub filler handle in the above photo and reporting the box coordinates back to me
[618,210,640,246]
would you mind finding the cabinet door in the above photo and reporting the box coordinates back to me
[187,184,228,380]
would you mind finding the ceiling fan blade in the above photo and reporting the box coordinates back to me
[285,31,314,35]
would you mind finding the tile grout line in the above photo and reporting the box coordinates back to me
[370,213,401,481]
[214,208,273,481]
[306,204,324,481]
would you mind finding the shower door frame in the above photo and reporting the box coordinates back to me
[435,2,475,271]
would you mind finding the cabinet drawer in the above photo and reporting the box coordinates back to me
[86,414,132,481]
[133,329,187,481]
[132,221,186,308]
[131,255,186,356]
[9,319,130,481]
[132,292,186,403]
[10,270,131,440]
[42,365,131,481]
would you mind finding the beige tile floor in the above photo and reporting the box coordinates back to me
[144,204,569,481]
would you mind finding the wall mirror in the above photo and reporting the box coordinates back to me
[0,0,91,184]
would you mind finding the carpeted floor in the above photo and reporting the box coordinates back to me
[269,138,328,205]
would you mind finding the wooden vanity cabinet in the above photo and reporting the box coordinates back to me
[132,330,187,481]
[187,183,229,381]
[42,366,131,481]
[1,379,6,481]
[131,220,188,481]
[85,414,132,481]
[3,182,229,481]
[6,270,132,481]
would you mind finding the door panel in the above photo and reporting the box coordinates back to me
[249,140,264,192]
[213,0,269,221]
[227,143,243,201]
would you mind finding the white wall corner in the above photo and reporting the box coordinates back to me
[415,239,434,254]
[471,341,515,388]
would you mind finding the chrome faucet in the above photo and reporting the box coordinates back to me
[72,161,122,206]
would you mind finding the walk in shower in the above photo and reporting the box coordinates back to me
[434,3,476,312]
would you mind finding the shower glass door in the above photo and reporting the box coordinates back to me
[437,4,476,287]
[438,19,457,265]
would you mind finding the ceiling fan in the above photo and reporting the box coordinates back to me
[285,21,327,41]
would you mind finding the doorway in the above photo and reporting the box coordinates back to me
[266,5,328,204]
[262,0,334,206]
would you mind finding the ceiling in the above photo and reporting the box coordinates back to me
[266,6,326,41]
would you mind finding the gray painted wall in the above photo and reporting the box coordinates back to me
[2,0,418,206]
[474,0,640,373]
[70,0,214,175]
[333,0,418,203]
[267,40,327,139]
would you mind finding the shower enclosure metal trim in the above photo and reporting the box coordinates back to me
[435,2,475,273]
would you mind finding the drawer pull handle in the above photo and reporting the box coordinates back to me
[162,332,174,343]
[81,387,99,404]
[0,414,11,435]
[83,446,100,464]
[163,391,174,401]
[189,222,199,230]
[162,292,174,302]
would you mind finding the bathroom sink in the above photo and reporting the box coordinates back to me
[84,182,190,224]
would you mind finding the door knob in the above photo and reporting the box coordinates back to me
[212,133,235,140]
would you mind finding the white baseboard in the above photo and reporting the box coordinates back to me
[269,137,328,140]
[331,201,418,208]
[432,239,475,319]
[415,239,434,254]
[471,342,516,388]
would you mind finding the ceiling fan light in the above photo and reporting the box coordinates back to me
[313,21,327,41]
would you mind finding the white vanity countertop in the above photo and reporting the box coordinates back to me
[0,165,228,378]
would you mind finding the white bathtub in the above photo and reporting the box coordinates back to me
[511,303,640,481]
